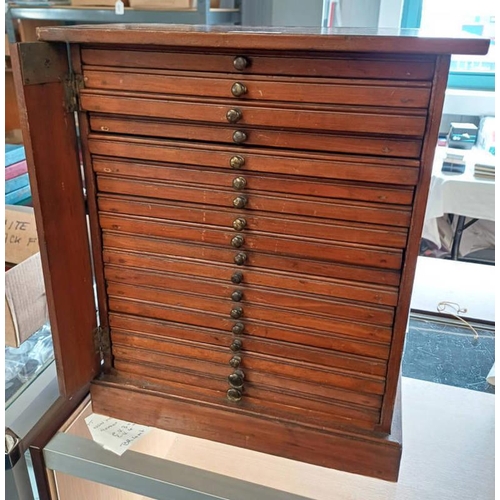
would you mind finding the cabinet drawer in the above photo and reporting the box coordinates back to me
[111,341,385,396]
[109,312,391,362]
[104,250,398,307]
[82,92,427,137]
[107,282,393,344]
[103,232,401,287]
[84,68,432,108]
[81,48,436,81]
[89,136,421,183]
[110,328,386,379]
[110,299,391,359]
[98,196,409,249]
[99,214,403,270]
[115,360,381,431]
[104,264,394,326]
[96,178,412,227]
[90,115,422,158]
[94,159,415,206]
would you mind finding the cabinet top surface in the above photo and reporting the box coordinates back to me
[37,24,489,55]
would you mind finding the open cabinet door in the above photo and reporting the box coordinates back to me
[11,42,100,397]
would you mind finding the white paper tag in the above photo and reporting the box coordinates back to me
[85,414,150,456]
[115,0,124,15]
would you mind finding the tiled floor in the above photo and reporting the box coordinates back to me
[403,315,495,394]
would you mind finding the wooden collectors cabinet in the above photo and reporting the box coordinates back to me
[12,26,488,482]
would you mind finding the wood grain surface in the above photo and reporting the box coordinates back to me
[89,116,423,157]
[11,42,99,396]
[81,92,428,137]
[83,68,432,107]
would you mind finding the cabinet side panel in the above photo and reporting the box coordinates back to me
[379,55,451,432]
[11,42,99,397]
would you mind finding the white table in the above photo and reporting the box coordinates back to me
[45,378,495,500]
[422,147,495,257]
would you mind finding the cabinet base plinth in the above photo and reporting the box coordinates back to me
[90,376,402,482]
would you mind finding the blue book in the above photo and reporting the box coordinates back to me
[5,144,26,167]
[5,184,31,205]
[5,173,30,195]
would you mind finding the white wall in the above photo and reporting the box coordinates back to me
[338,0,380,28]
[271,0,323,26]
[242,0,322,27]
[378,0,403,28]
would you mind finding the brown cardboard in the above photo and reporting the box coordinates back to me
[5,205,39,265]
[5,206,48,347]
[5,253,49,347]
[71,0,129,6]
[128,0,193,9]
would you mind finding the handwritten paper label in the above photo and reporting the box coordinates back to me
[85,414,151,456]
[5,206,39,265]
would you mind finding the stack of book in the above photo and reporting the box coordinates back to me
[5,144,32,206]
[474,152,495,179]
[474,162,495,179]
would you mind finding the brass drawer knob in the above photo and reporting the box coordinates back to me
[231,235,245,248]
[230,307,243,319]
[230,338,243,351]
[234,252,247,266]
[226,108,242,124]
[231,82,247,97]
[227,388,242,402]
[233,196,247,209]
[229,355,242,368]
[233,130,247,144]
[233,56,249,71]
[231,290,243,302]
[232,322,245,335]
[228,370,245,389]
[231,271,243,284]
[230,155,245,169]
[232,176,247,190]
[232,217,247,231]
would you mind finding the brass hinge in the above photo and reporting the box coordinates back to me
[93,325,111,361]
[64,73,83,113]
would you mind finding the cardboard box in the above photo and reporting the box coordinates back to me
[16,20,63,42]
[5,205,49,347]
[71,0,129,6]
[129,0,193,9]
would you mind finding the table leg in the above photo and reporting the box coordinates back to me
[450,216,479,260]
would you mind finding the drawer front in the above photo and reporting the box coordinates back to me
[104,264,394,326]
[109,312,391,361]
[94,159,415,206]
[81,92,427,137]
[91,116,423,158]
[107,282,392,344]
[96,177,412,227]
[98,196,409,249]
[110,338,385,396]
[83,69,432,108]
[99,214,403,270]
[110,326,386,378]
[102,232,401,287]
[115,359,381,431]
[81,48,436,81]
[103,250,398,307]
[109,298,391,357]
[88,136,421,184]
